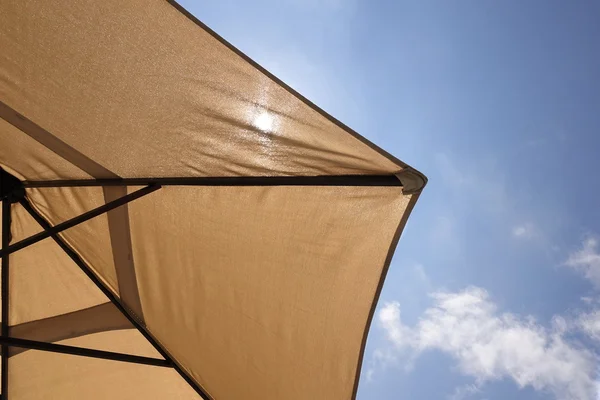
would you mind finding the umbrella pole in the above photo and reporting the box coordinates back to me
[0,169,24,399]
[2,200,11,399]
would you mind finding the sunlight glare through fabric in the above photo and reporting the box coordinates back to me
[253,112,274,132]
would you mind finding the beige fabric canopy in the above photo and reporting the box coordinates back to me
[0,0,426,399]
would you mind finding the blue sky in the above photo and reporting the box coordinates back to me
[181,1,600,399]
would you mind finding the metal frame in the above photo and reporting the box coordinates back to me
[0,174,215,400]
[0,185,160,258]
[22,174,402,188]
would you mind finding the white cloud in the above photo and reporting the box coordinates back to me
[512,223,536,239]
[377,287,597,400]
[565,237,600,288]
[379,302,413,350]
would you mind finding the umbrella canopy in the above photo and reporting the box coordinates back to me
[0,1,426,399]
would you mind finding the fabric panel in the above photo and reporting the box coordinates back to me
[25,187,119,295]
[9,303,131,357]
[0,102,116,180]
[0,118,90,182]
[0,0,402,180]
[128,186,411,400]
[8,203,107,325]
[9,201,43,242]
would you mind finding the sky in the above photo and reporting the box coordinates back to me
[181,1,600,399]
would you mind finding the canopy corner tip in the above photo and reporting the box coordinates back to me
[396,167,427,195]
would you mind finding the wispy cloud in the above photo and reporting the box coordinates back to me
[433,152,541,249]
[413,264,433,291]
[565,237,600,288]
[377,287,597,400]
[582,296,595,305]
[430,215,462,259]
[362,346,406,383]
[578,310,600,343]
[435,153,473,189]
[448,384,481,400]
[512,222,536,239]
[434,152,514,217]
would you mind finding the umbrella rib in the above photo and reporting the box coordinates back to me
[0,336,172,367]
[22,174,403,188]
[0,185,160,258]
[18,198,213,400]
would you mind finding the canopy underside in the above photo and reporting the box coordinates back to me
[0,0,425,399]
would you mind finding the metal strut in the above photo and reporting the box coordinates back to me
[0,336,171,367]
[22,174,403,188]
[0,185,160,258]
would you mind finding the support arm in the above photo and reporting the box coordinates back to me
[0,185,160,258]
